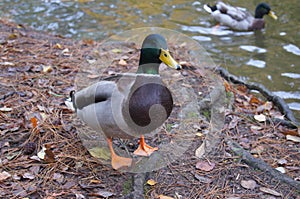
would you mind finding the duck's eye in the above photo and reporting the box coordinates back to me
[164,53,168,57]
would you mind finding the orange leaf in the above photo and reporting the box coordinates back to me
[249,96,262,105]
[31,117,38,128]
[237,85,248,93]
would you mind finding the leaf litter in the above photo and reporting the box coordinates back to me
[0,19,299,198]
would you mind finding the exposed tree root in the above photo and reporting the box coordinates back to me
[216,67,299,126]
[226,139,300,190]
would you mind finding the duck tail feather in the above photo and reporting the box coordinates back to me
[203,4,213,13]
[65,90,76,111]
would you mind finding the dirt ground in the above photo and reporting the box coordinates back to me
[0,19,299,199]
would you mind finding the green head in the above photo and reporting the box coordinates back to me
[255,3,277,20]
[137,34,182,74]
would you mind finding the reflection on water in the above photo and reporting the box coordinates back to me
[0,0,299,119]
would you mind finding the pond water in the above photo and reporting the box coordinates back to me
[0,0,299,120]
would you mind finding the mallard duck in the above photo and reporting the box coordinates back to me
[69,34,181,170]
[203,2,277,31]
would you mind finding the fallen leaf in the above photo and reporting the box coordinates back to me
[62,48,69,54]
[111,48,122,53]
[0,106,13,112]
[37,144,55,163]
[87,74,100,79]
[195,160,215,171]
[8,33,18,40]
[228,116,239,129]
[75,193,85,199]
[250,145,264,154]
[54,43,62,49]
[275,167,286,173]
[53,173,64,183]
[29,165,40,175]
[89,147,110,160]
[43,65,53,73]
[194,174,212,184]
[254,114,266,122]
[158,195,174,199]
[250,96,262,105]
[22,172,35,180]
[277,159,287,165]
[241,179,256,190]
[250,125,263,131]
[286,135,300,143]
[12,174,21,180]
[0,61,15,66]
[0,171,11,182]
[118,59,127,66]
[259,187,281,196]
[90,179,101,184]
[95,190,114,197]
[62,181,76,189]
[279,128,299,136]
[147,179,157,186]
[86,58,96,64]
[256,101,273,113]
[30,117,38,128]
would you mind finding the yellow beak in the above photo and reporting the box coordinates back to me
[159,48,182,70]
[268,11,278,20]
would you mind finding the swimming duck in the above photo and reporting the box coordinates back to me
[203,2,277,31]
[69,34,181,170]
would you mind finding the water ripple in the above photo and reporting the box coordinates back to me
[283,44,300,56]
[240,45,267,53]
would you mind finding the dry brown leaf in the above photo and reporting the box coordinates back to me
[277,158,287,165]
[43,65,53,73]
[278,126,299,136]
[259,187,281,196]
[90,179,101,184]
[147,179,157,186]
[22,172,35,180]
[0,106,12,112]
[54,43,62,49]
[0,171,11,182]
[87,74,100,79]
[250,145,264,154]
[195,160,215,171]
[228,116,239,129]
[118,59,127,66]
[254,114,266,122]
[241,179,256,189]
[249,96,262,105]
[53,173,64,184]
[256,101,273,113]
[286,135,300,143]
[95,190,114,197]
[158,195,174,199]
[37,144,55,163]
[194,174,212,184]
[31,117,38,128]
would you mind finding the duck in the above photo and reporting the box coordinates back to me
[203,2,277,31]
[68,34,182,170]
